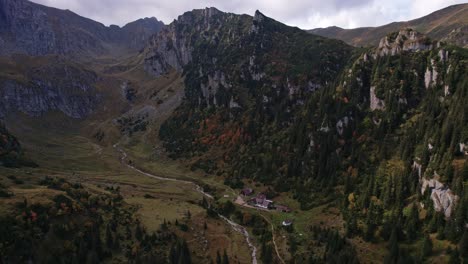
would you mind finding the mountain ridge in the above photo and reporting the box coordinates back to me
[0,0,165,56]
[309,3,468,47]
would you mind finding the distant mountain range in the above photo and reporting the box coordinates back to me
[309,3,468,48]
[0,0,165,56]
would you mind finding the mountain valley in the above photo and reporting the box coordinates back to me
[0,1,467,263]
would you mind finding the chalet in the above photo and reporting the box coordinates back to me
[249,194,274,209]
[275,205,291,213]
[282,219,293,226]
[240,188,254,196]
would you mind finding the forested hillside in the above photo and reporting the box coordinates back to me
[156,10,468,262]
[0,176,191,263]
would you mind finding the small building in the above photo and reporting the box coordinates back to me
[241,188,254,196]
[282,220,293,226]
[258,199,273,209]
[275,205,291,213]
[249,193,273,209]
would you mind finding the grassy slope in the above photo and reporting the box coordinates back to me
[309,4,468,47]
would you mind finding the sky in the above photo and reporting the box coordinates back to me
[31,0,467,29]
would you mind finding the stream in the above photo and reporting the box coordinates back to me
[113,144,258,264]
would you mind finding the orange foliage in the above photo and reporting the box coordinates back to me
[197,115,243,148]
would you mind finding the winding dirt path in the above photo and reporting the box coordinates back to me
[113,144,257,264]
[260,214,286,264]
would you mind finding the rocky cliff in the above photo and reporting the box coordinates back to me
[0,56,99,118]
[145,8,352,109]
[377,28,433,56]
[0,0,164,56]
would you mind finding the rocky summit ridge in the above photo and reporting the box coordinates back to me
[0,0,165,56]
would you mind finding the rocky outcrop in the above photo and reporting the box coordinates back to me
[421,178,458,217]
[459,143,468,155]
[0,0,164,56]
[414,160,458,217]
[200,70,230,106]
[370,86,385,110]
[144,7,229,77]
[424,59,438,89]
[377,28,433,57]
[336,116,350,136]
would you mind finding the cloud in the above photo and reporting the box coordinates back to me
[31,0,466,29]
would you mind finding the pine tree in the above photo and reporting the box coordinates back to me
[449,248,461,264]
[405,202,419,241]
[459,229,468,259]
[113,235,121,252]
[216,250,222,264]
[419,234,433,260]
[135,223,143,241]
[222,249,229,264]
[385,228,399,264]
[105,224,113,249]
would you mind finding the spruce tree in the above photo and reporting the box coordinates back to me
[216,250,222,264]
[385,228,399,264]
[459,229,468,259]
[405,202,419,241]
[105,224,113,249]
[222,249,229,264]
[449,248,461,264]
[419,234,432,260]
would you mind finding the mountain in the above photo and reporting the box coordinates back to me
[149,8,467,261]
[120,17,165,51]
[0,2,467,263]
[145,8,352,104]
[309,3,468,47]
[0,0,164,56]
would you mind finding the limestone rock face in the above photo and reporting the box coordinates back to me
[421,178,458,217]
[0,62,99,118]
[143,10,214,76]
[377,28,433,57]
[370,86,385,110]
[424,59,438,89]
[200,70,230,106]
[413,160,458,218]
[144,7,353,113]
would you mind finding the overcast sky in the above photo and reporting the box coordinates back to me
[31,0,467,29]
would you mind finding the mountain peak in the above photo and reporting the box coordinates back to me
[254,10,266,22]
